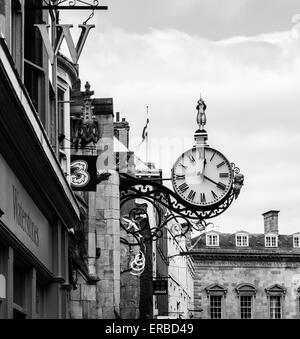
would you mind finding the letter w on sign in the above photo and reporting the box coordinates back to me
[35,24,95,65]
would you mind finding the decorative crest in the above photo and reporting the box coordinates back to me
[71,81,99,149]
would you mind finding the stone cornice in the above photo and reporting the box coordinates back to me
[188,249,300,262]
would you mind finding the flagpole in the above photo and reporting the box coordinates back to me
[146,106,149,164]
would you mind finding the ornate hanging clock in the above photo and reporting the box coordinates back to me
[119,95,245,250]
[171,146,233,207]
[171,97,243,210]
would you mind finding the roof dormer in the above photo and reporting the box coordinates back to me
[235,231,249,247]
[265,233,278,248]
[293,233,300,248]
[206,231,220,247]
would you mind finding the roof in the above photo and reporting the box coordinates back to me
[191,232,300,252]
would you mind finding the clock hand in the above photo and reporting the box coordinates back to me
[203,175,226,190]
[201,158,207,175]
[197,158,207,178]
[203,175,217,185]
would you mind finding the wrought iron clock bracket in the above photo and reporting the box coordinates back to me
[120,164,243,221]
[119,164,243,275]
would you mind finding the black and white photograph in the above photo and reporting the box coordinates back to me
[0,0,300,329]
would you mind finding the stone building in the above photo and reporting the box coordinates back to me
[167,220,194,319]
[0,1,81,318]
[115,113,168,319]
[67,77,121,319]
[191,210,300,319]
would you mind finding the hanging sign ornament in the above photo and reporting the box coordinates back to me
[130,250,146,276]
[31,1,108,65]
[119,96,244,247]
[70,155,98,191]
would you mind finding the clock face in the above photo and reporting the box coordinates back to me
[171,147,233,207]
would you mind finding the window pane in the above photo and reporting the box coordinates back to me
[210,296,222,319]
[270,296,281,319]
[237,235,248,246]
[13,264,25,307]
[24,0,43,66]
[240,296,252,319]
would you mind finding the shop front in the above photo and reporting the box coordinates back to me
[0,37,80,319]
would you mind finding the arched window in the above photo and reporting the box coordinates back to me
[265,284,286,319]
[205,284,227,319]
[235,283,257,319]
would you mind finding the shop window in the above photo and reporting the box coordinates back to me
[235,283,257,319]
[36,282,44,318]
[13,263,27,319]
[205,284,227,319]
[265,284,286,319]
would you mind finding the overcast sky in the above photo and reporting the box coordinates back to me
[61,0,300,235]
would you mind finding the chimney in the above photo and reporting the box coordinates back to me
[262,210,279,234]
[113,113,130,148]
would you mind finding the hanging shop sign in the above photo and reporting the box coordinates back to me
[35,24,95,65]
[153,279,168,295]
[0,154,52,271]
[70,155,98,191]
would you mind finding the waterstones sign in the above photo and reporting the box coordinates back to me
[0,154,52,271]
[12,186,39,246]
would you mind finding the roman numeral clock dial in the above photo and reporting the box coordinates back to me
[171,147,233,207]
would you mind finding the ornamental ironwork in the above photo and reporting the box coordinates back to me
[119,97,244,276]
[120,164,242,222]
[71,82,100,149]
[29,0,108,10]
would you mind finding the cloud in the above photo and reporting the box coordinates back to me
[60,23,300,234]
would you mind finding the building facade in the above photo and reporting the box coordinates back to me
[0,1,81,318]
[167,220,194,319]
[191,211,300,319]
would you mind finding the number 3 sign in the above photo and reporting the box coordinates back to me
[70,155,98,191]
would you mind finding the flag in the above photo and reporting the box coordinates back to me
[142,118,149,141]
[70,155,98,191]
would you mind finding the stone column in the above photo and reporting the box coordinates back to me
[94,98,121,319]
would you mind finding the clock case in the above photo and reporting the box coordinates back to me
[171,145,234,211]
